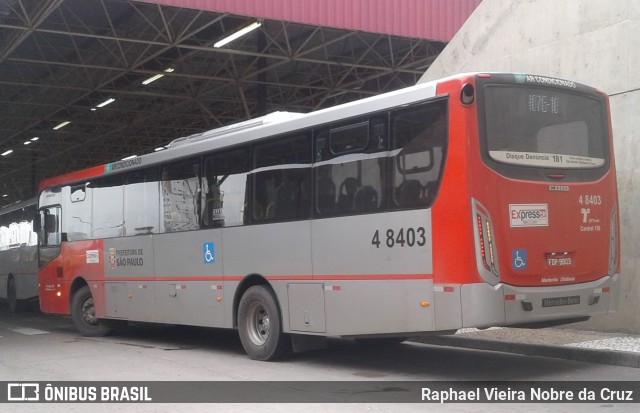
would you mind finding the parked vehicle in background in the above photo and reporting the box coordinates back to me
[0,198,38,312]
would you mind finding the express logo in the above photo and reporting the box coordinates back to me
[510,204,549,227]
[511,209,547,220]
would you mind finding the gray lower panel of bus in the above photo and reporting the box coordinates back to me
[101,209,438,337]
[459,275,620,328]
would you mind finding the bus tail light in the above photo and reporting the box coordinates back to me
[477,214,497,272]
[472,199,500,284]
[477,213,498,276]
[608,207,618,275]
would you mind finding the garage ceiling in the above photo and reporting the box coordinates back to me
[0,0,447,206]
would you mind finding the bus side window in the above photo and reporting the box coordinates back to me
[160,158,201,233]
[124,168,160,236]
[38,206,61,247]
[1,204,37,251]
[67,183,91,241]
[202,147,250,228]
[90,175,124,238]
[70,185,86,202]
[253,134,311,223]
[391,99,447,209]
[314,117,387,217]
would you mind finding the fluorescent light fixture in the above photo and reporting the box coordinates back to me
[121,155,138,160]
[142,73,164,85]
[154,146,166,152]
[24,137,38,146]
[96,98,115,108]
[142,67,175,86]
[214,21,262,48]
[2,194,7,198]
[53,121,71,130]
[1,149,13,156]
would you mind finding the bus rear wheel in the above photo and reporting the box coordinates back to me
[237,285,291,361]
[71,285,111,337]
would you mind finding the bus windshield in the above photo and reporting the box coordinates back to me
[482,84,608,173]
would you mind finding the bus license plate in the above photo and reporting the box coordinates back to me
[546,254,573,267]
[542,296,580,308]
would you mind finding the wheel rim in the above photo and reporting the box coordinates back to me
[81,297,98,326]
[245,301,271,346]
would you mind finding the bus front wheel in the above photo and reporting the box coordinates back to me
[237,285,291,361]
[70,285,111,337]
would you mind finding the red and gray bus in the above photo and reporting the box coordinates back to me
[1,198,38,312]
[35,73,620,360]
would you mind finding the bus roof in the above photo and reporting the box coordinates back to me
[167,111,306,148]
[38,76,442,192]
[35,71,606,195]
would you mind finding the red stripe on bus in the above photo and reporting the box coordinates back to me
[97,274,432,282]
[38,164,107,191]
[308,273,433,280]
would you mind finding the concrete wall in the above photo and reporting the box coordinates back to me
[421,0,640,333]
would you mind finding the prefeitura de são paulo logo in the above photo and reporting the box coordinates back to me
[109,248,116,269]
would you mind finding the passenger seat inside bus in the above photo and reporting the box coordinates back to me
[316,175,336,214]
[337,177,358,213]
[397,179,424,208]
[273,181,297,219]
[354,185,378,212]
[336,177,379,213]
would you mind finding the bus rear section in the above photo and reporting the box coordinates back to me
[460,73,620,328]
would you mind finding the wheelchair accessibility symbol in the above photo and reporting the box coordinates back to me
[203,242,215,264]
[512,249,527,270]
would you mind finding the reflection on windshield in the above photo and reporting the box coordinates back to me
[484,85,606,170]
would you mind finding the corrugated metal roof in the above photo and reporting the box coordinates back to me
[141,0,481,41]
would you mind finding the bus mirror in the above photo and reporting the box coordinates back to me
[33,213,41,233]
[45,214,57,233]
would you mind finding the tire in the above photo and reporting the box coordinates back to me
[237,285,291,361]
[7,277,24,313]
[70,285,111,337]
